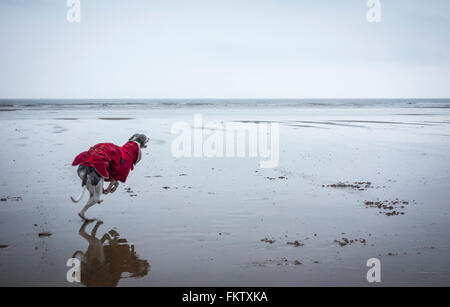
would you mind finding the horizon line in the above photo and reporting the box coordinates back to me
[1,97,450,101]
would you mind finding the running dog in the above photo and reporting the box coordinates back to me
[71,134,149,220]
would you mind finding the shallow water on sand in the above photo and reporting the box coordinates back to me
[0,106,450,286]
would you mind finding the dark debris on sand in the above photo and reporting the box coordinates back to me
[287,240,304,247]
[0,196,23,202]
[364,199,412,216]
[124,187,138,197]
[266,176,288,181]
[252,257,305,267]
[260,238,276,244]
[334,237,367,247]
[38,232,52,238]
[323,181,373,191]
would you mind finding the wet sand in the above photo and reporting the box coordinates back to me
[1,106,450,286]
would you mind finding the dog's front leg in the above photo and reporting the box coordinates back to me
[101,233,113,244]
[103,180,115,194]
[110,180,119,193]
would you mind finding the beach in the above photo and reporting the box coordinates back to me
[1,101,450,286]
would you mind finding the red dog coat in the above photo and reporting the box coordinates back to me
[72,141,140,183]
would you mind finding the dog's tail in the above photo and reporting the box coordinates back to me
[71,186,86,203]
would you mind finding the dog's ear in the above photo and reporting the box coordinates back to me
[140,135,149,148]
[128,134,139,142]
[129,134,149,148]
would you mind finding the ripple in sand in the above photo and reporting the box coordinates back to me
[0,109,20,112]
[51,125,68,134]
[334,120,435,126]
[286,120,366,128]
[98,117,135,120]
[151,139,166,145]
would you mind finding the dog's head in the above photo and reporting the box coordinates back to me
[129,134,149,149]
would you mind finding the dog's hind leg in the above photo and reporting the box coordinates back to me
[78,185,97,221]
[78,178,104,221]
[94,177,104,204]
[79,194,96,221]
[91,220,103,236]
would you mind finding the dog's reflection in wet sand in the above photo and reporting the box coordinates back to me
[72,220,150,287]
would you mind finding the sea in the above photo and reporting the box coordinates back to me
[1,98,450,110]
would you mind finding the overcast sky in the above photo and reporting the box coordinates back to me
[0,0,449,99]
